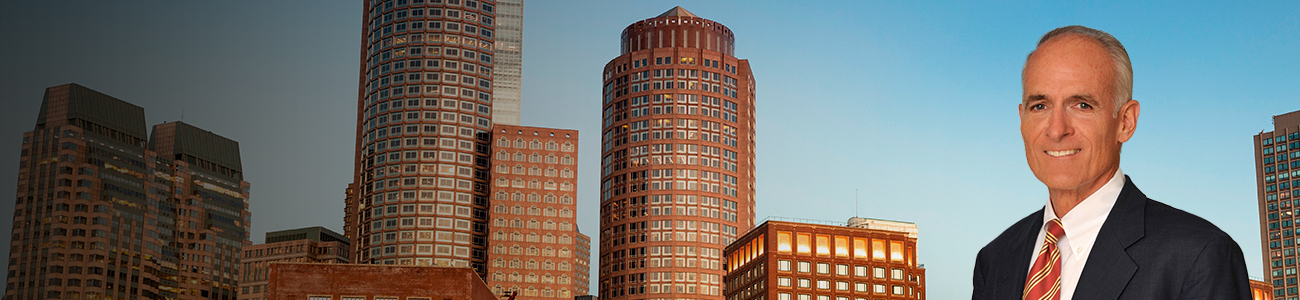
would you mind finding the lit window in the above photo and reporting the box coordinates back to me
[890,241,904,262]
[798,261,811,273]
[778,260,791,272]
[835,236,849,257]
[853,237,868,259]
[796,233,811,254]
[872,239,886,260]
[816,235,831,255]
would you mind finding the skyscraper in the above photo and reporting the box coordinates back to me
[5,83,251,300]
[1257,109,1300,297]
[484,125,580,298]
[344,0,499,273]
[598,7,757,300]
[492,0,523,125]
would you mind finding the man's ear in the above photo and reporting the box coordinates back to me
[1117,99,1140,143]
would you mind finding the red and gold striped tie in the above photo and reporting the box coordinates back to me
[1024,219,1066,300]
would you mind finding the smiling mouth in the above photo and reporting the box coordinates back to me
[1045,149,1081,157]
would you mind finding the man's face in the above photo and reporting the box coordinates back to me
[1020,35,1137,195]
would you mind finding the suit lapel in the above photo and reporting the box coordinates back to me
[998,209,1043,299]
[1072,175,1145,300]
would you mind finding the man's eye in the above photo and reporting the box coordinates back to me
[1030,104,1046,110]
[1077,102,1093,110]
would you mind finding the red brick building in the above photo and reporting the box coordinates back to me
[598,6,757,300]
[1254,279,1275,300]
[576,232,592,296]
[265,263,495,300]
[485,125,580,299]
[1255,110,1300,298]
[725,218,924,300]
[240,227,351,300]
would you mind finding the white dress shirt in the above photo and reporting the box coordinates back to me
[1026,169,1125,300]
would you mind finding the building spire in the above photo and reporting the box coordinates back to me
[657,6,697,18]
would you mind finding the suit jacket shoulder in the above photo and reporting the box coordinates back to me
[1074,176,1250,300]
[972,209,1042,300]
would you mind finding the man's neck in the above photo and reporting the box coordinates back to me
[1048,168,1119,218]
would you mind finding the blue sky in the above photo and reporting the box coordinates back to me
[1,1,1298,298]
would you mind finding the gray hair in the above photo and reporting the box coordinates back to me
[1028,25,1133,115]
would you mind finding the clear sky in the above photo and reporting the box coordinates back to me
[1,1,1298,298]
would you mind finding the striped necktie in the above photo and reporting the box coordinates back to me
[1024,219,1066,300]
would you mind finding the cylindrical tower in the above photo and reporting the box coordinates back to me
[599,6,757,300]
[347,0,498,274]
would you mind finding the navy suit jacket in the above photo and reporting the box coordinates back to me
[972,176,1250,300]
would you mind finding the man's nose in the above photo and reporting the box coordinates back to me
[1046,106,1073,141]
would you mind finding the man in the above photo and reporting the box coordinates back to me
[971,26,1249,300]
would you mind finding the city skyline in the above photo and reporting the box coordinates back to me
[2,1,1299,299]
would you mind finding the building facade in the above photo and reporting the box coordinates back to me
[1258,279,1278,300]
[724,218,924,300]
[575,231,591,296]
[344,0,499,273]
[484,125,580,299]
[265,263,496,300]
[1257,110,1300,299]
[598,6,757,300]
[491,0,523,125]
[5,83,251,300]
[239,227,351,300]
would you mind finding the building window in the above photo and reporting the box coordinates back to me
[778,260,791,272]
[798,261,811,273]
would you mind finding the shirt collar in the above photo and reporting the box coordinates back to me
[1042,168,1126,237]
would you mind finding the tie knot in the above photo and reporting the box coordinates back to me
[1045,219,1066,243]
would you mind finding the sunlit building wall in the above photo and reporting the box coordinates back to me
[598,6,757,300]
[724,218,924,300]
[1256,109,1300,299]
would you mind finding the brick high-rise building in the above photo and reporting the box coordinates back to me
[5,83,251,300]
[1256,109,1300,298]
[598,6,757,300]
[239,227,351,300]
[344,0,499,272]
[575,231,591,296]
[724,217,924,300]
[484,125,580,299]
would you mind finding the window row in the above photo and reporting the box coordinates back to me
[492,191,574,204]
[368,82,492,105]
[494,138,576,152]
[776,232,913,265]
[489,230,575,244]
[494,151,576,164]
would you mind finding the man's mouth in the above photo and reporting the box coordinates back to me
[1045,149,1081,157]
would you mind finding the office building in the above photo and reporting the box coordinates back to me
[492,0,523,125]
[598,6,757,300]
[485,125,580,298]
[724,217,925,300]
[344,0,499,273]
[1257,279,1277,300]
[265,263,496,300]
[239,227,351,300]
[5,83,251,300]
[575,231,591,296]
[1257,109,1300,298]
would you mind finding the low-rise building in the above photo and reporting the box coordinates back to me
[240,227,350,300]
[265,263,495,300]
[724,217,924,300]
